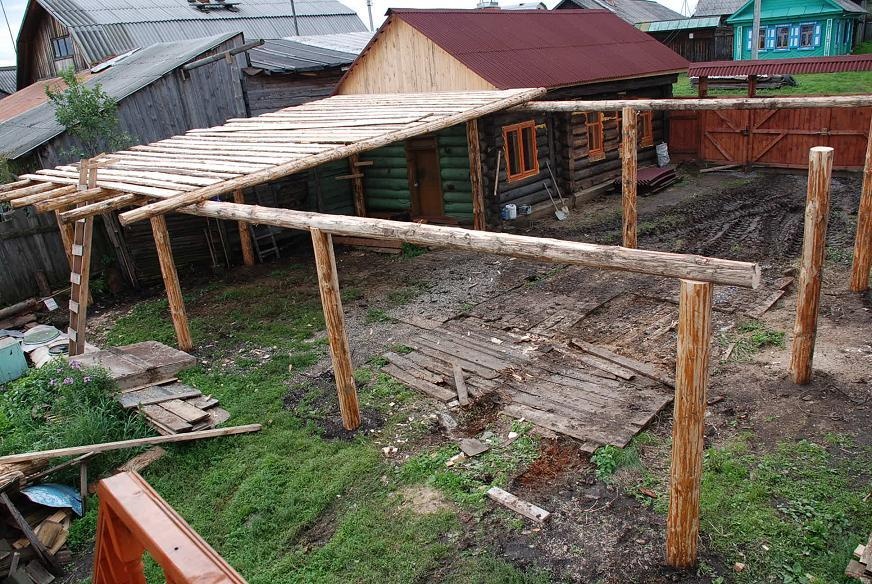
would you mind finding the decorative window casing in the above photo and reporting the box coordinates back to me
[775,26,790,49]
[585,112,604,161]
[502,121,539,182]
[51,35,73,60]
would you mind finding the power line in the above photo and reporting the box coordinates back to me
[0,0,15,56]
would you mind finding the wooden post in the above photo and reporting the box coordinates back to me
[54,210,75,268]
[666,279,713,568]
[789,146,834,385]
[68,161,96,357]
[349,155,367,218]
[697,76,709,99]
[621,106,638,249]
[748,74,758,98]
[232,189,255,266]
[310,227,360,430]
[850,118,872,292]
[467,119,487,231]
[150,215,193,352]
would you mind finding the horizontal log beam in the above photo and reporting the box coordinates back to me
[515,95,872,112]
[9,185,79,208]
[179,202,761,288]
[33,187,111,213]
[59,193,143,222]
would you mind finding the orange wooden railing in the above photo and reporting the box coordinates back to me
[92,471,246,584]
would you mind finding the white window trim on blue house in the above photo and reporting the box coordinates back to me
[745,21,822,54]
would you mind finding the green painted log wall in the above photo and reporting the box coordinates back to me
[307,160,354,215]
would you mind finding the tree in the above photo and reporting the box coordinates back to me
[46,68,131,158]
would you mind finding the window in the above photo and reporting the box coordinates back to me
[51,35,73,60]
[758,27,767,50]
[800,23,814,48]
[585,112,604,161]
[638,111,654,148]
[502,121,539,182]
[775,26,790,49]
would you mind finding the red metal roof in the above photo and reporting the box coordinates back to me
[387,9,688,89]
[690,55,872,78]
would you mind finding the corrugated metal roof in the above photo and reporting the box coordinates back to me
[248,37,358,72]
[291,31,373,53]
[727,0,866,22]
[384,9,688,90]
[0,73,98,122]
[501,2,548,9]
[0,33,238,159]
[0,67,17,95]
[28,0,367,65]
[692,0,743,17]
[639,16,721,31]
[554,0,684,24]
[689,54,872,77]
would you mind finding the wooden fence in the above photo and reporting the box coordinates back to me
[668,106,872,169]
[0,208,68,305]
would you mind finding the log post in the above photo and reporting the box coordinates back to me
[850,118,872,292]
[621,106,638,249]
[467,119,487,231]
[150,215,193,352]
[666,279,713,568]
[310,227,360,430]
[232,189,255,266]
[349,154,367,218]
[747,74,758,98]
[789,146,834,385]
[697,76,709,99]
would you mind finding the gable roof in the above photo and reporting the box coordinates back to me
[638,16,722,31]
[0,33,239,160]
[18,0,367,71]
[248,32,372,74]
[554,0,684,24]
[348,9,687,91]
[692,0,744,17]
[727,0,866,22]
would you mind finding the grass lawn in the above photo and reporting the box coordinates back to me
[673,71,872,97]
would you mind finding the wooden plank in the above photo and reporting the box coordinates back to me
[190,407,231,431]
[186,395,219,410]
[486,487,551,523]
[383,352,444,384]
[381,363,456,402]
[0,493,61,575]
[571,339,673,387]
[140,405,193,433]
[452,363,470,406]
[850,116,872,292]
[151,215,193,352]
[622,106,638,249]
[415,333,509,371]
[115,446,167,474]
[517,95,872,112]
[117,383,202,409]
[233,189,255,267]
[159,399,210,424]
[502,403,598,451]
[745,289,785,319]
[413,344,501,380]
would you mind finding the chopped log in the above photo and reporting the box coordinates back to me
[179,203,762,289]
[0,424,262,463]
[150,215,193,352]
[0,298,41,321]
[622,106,638,249]
[467,119,486,231]
[666,279,713,568]
[233,189,255,266]
[486,487,551,523]
[311,228,360,430]
[452,363,470,406]
[850,117,872,293]
[790,147,833,385]
[570,339,673,387]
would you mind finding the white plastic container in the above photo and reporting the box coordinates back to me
[656,142,670,167]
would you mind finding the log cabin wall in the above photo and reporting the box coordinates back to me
[245,70,345,117]
[308,160,356,216]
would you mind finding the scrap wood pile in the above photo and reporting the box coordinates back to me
[848,533,872,583]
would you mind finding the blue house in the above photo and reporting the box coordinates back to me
[727,0,867,60]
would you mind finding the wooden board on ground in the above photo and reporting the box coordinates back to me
[486,487,551,523]
[140,405,193,434]
[571,339,674,387]
[191,407,231,431]
[117,382,202,409]
[159,399,209,424]
[72,342,195,390]
[116,447,166,474]
[745,289,786,319]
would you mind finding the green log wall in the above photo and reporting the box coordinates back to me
[307,160,355,215]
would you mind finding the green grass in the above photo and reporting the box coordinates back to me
[700,436,872,583]
[673,71,872,97]
[721,320,786,361]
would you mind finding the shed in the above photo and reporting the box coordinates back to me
[244,32,372,116]
[15,0,367,87]
[335,8,687,222]
[0,67,16,97]
[638,16,734,62]
[554,0,683,25]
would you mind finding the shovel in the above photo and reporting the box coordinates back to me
[545,160,570,216]
[544,182,568,221]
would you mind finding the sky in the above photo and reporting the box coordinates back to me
[0,0,697,67]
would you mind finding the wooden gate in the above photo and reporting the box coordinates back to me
[670,106,871,170]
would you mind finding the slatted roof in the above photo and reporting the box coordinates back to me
[0,88,545,225]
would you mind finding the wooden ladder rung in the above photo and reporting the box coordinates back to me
[67,328,77,341]
[70,273,81,285]
[69,300,79,313]
[72,244,84,257]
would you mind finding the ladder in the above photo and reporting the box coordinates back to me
[68,160,96,357]
[249,187,281,262]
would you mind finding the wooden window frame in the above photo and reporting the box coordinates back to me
[51,35,73,60]
[775,25,790,50]
[638,110,654,148]
[502,120,539,182]
[799,23,815,48]
[584,112,605,161]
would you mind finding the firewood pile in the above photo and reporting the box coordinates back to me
[847,532,872,583]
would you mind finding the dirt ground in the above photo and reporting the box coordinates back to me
[84,165,871,583]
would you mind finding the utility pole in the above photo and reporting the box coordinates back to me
[750,0,762,60]
[366,0,374,32]
[290,0,300,36]
[0,0,15,56]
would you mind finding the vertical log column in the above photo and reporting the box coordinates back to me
[349,154,367,218]
[789,146,834,384]
[68,161,97,357]
[621,106,638,249]
[666,279,713,568]
[311,227,360,430]
[233,189,255,267]
[467,119,487,231]
[150,215,193,352]
[850,119,872,292]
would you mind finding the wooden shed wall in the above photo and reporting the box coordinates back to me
[0,207,69,305]
[20,7,89,86]
[245,70,345,117]
[649,28,733,63]
[336,18,497,94]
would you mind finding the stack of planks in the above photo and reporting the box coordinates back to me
[73,341,230,435]
[0,494,73,583]
[848,533,872,583]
